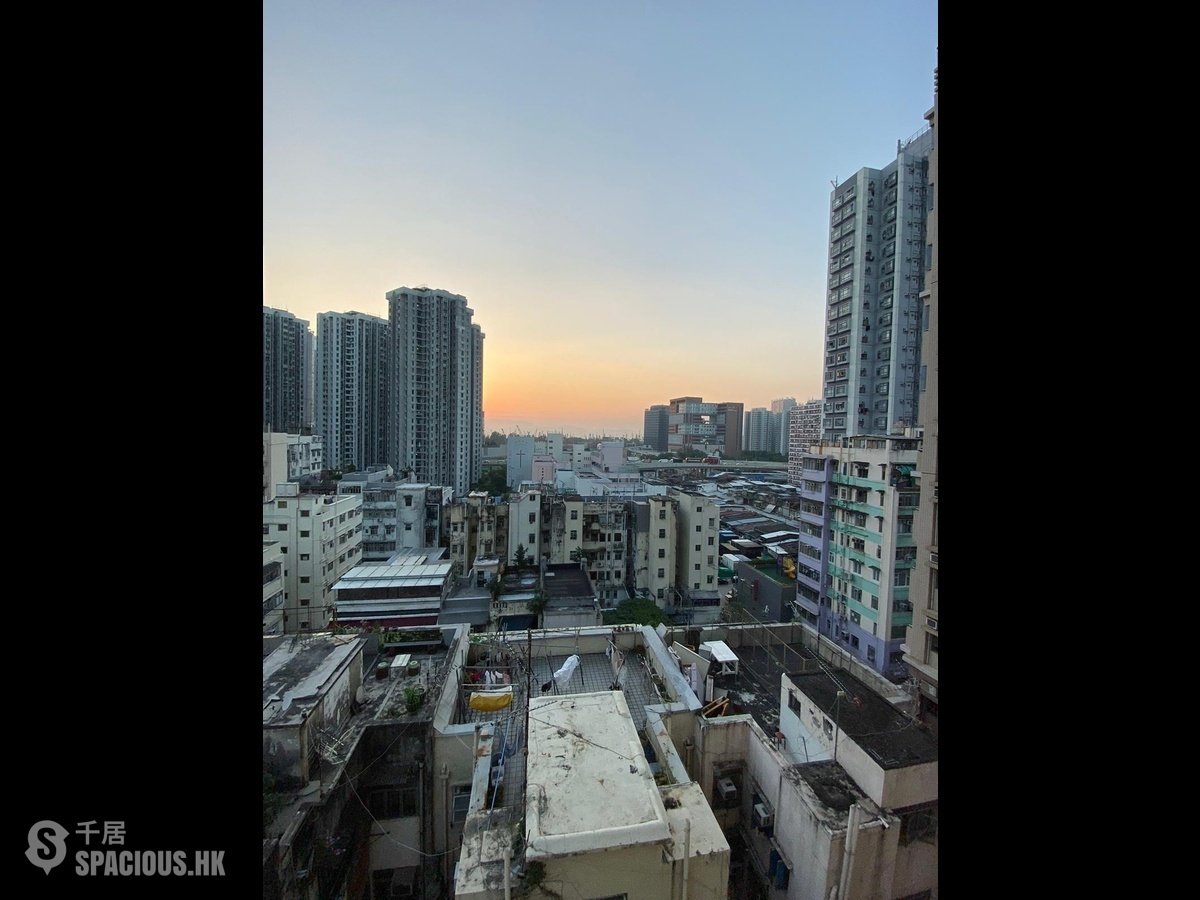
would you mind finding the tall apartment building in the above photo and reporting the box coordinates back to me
[821,129,933,442]
[387,286,484,495]
[667,397,743,458]
[263,306,312,434]
[771,397,797,455]
[315,311,390,472]
[824,435,920,679]
[905,73,939,728]
[743,407,776,453]
[643,404,669,452]
[261,484,364,633]
[786,399,824,485]
[793,451,835,632]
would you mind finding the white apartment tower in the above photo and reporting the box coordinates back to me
[387,287,484,495]
[822,128,933,441]
[315,311,389,473]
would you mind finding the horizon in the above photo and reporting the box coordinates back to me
[264,1,938,435]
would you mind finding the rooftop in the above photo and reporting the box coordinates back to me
[788,669,937,769]
[542,564,594,602]
[262,634,365,726]
[525,692,670,859]
[332,561,451,592]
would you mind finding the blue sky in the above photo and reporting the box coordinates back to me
[264,1,937,436]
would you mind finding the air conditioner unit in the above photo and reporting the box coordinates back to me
[717,778,738,802]
[752,803,775,831]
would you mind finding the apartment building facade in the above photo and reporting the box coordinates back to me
[262,484,364,632]
[263,306,312,435]
[786,399,824,486]
[667,396,743,458]
[822,130,933,442]
[387,286,484,494]
[904,74,939,728]
[793,451,836,633]
[643,404,669,452]
[824,436,920,679]
[315,311,390,472]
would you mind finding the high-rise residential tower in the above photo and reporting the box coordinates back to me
[771,398,797,455]
[904,68,939,731]
[387,286,484,494]
[315,311,390,473]
[821,128,933,442]
[786,398,824,485]
[263,306,313,434]
[743,407,776,453]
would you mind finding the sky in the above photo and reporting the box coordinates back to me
[264,1,937,437]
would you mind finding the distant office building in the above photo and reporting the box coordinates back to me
[822,127,933,441]
[531,456,557,485]
[546,432,566,464]
[263,306,312,434]
[667,397,743,458]
[905,72,939,730]
[315,311,389,473]
[387,286,484,494]
[643,405,669,452]
[743,407,776,453]
[506,435,535,489]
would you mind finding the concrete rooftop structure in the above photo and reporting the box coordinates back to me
[262,634,364,726]
[525,691,670,858]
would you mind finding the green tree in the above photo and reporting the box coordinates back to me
[470,467,508,497]
[513,544,531,570]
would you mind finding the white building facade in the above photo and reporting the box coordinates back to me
[262,484,364,632]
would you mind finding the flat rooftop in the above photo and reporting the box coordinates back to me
[262,634,365,726]
[542,565,594,601]
[526,692,669,859]
[332,561,451,591]
[789,669,937,769]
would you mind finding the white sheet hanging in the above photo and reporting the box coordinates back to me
[553,654,581,691]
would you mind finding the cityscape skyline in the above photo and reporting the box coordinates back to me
[264,1,938,436]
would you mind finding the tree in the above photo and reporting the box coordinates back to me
[513,543,531,570]
[470,467,508,497]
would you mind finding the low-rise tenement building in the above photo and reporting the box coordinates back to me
[263,542,285,634]
[262,483,364,632]
[338,468,453,562]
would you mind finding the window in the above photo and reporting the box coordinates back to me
[696,506,702,513]
[405,523,412,531]
[528,513,536,524]
[658,549,666,559]
[300,530,310,537]
[867,646,876,663]
[708,518,715,527]
[300,510,310,518]
[659,529,666,538]
[300,576,310,584]
[695,525,701,533]
[369,787,419,820]
[694,563,700,570]
[300,598,309,606]
[452,786,471,824]
[570,530,577,540]
[299,553,309,561]
[695,544,701,552]
[277,500,287,509]
[657,589,664,600]
[405,495,413,507]
[277,523,288,532]
[529,533,535,544]
[707,575,714,584]
[657,568,665,578]
[658,509,666,520]
[300,621,308,629]
[570,510,578,520]
[708,536,714,546]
